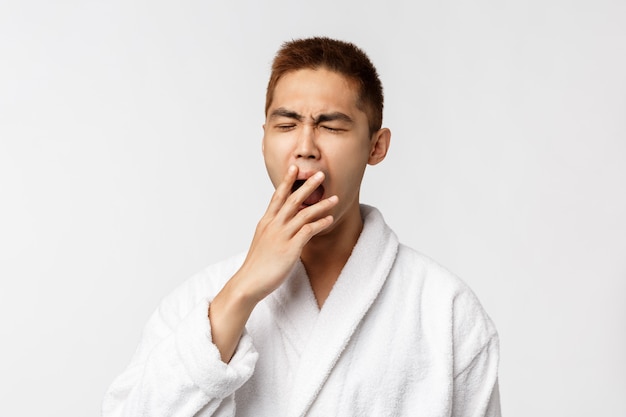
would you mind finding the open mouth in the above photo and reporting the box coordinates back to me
[292,180,325,206]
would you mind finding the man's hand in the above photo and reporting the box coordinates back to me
[235,165,338,301]
[209,165,338,362]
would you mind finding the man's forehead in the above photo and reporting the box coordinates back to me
[268,69,363,117]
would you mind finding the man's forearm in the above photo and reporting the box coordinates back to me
[208,274,258,363]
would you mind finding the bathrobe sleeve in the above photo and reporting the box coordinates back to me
[451,286,501,417]
[102,269,259,417]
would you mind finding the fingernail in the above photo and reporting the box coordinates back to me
[288,165,296,173]
[314,171,324,179]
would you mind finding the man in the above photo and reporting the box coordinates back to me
[103,37,501,417]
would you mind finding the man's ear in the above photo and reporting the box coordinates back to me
[368,128,391,165]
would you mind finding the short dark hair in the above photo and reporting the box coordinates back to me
[265,37,384,134]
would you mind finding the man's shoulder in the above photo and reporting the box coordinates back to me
[191,252,247,293]
[393,245,495,322]
[393,244,469,291]
[391,244,498,354]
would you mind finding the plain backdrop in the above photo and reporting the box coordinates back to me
[1,1,625,416]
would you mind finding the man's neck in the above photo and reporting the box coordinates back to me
[300,205,364,307]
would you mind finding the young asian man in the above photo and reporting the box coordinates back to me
[103,36,501,417]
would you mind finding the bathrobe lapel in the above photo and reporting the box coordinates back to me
[267,261,320,355]
[285,205,400,417]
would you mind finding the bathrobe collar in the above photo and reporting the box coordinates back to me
[268,205,399,417]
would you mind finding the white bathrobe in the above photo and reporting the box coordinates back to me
[103,205,500,417]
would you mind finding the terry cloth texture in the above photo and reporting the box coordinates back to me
[102,205,501,417]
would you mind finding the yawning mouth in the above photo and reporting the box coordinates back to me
[292,180,325,207]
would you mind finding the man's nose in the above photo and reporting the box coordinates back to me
[294,126,321,159]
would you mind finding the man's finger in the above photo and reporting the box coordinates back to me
[278,171,326,218]
[265,165,298,217]
[285,195,338,236]
[292,215,335,246]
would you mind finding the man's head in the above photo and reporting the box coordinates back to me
[265,37,384,135]
[261,38,390,237]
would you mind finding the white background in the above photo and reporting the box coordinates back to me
[1,1,625,416]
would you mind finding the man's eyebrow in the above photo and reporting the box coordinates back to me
[314,112,353,124]
[269,108,303,121]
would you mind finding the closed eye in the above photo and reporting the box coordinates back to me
[321,125,344,133]
[275,124,296,131]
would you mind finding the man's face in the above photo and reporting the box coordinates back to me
[263,68,383,228]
